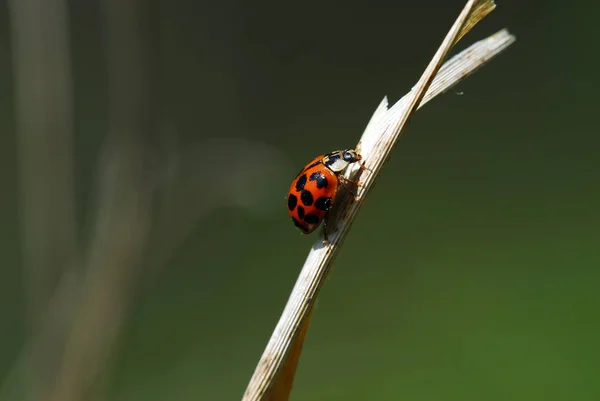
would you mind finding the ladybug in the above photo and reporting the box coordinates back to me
[287,149,365,244]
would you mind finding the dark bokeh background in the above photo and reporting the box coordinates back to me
[1,0,598,400]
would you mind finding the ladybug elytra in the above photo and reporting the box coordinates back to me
[287,149,365,244]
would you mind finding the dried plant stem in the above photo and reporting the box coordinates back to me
[242,1,515,400]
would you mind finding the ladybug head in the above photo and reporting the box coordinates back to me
[324,149,362,173]
[342,149,360,163]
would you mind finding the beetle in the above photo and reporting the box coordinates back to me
[287,149,366,243]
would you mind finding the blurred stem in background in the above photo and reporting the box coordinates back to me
[50,0,159,399]
[9,0,76,342]
[8,0,159,400]
[8,0,77,399]
[5,0,288,399]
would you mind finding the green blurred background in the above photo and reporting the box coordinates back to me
[1,0,598,400]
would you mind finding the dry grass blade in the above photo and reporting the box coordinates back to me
[242,1,514,400]
[455,0,496,44]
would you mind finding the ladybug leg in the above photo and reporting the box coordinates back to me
[339,181,361,202]
[322,213,330,245]
[339,175,364,187]
[358,160,372,172]
[339,175,364,201]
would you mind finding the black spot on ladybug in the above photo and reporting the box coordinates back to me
[292,217,308,232]
[309,171,328,189]
[300,190,314,206]
[295,174,307,191]
[287,194,297,211]
[304,214,320,225]
[297,205,305,219]
[315,197,332,211]
[324,154,340,167]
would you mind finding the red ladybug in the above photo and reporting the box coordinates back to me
[287,149,365,243]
